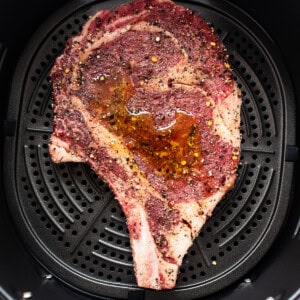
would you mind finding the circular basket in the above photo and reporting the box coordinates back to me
[4,0,296,299]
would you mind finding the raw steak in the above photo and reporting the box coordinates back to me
[49,0,241,290]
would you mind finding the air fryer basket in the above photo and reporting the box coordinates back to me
[3,0,296,299]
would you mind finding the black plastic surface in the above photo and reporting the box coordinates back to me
[1,0,299,300]
[286,145,299,162]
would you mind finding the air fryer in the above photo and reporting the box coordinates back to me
[0,0,299,300]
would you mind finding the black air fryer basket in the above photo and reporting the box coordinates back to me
[0,0,299,300]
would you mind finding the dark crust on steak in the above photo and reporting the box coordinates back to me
[50,0,241,290]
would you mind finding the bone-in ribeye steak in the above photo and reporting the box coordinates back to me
[49,0,241,290]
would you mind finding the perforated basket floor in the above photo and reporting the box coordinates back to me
[3,0,296,299]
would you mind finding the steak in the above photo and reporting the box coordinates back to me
[49,0,241,290]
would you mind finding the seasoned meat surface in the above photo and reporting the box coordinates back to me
[49,0,241,290]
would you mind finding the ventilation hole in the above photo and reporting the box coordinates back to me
[213,238,219,245]
[246,228,252,234]
[241,188,247,194]
[205,226,211,233]
[232,203,238,208]
[221,232,227,238]
[200,271,206,276]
